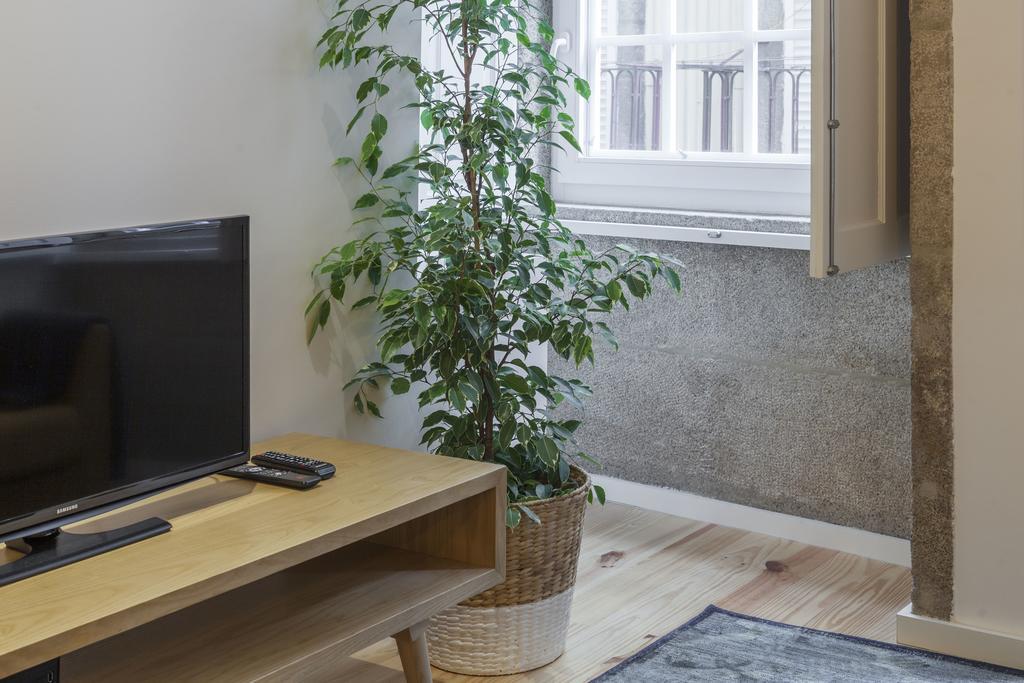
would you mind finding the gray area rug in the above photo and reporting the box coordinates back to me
[593,606,1024,682]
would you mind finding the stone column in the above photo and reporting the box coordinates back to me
[909,0,954,621]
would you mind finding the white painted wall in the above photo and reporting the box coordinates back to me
[951,0,1024,639]
[0,1,422,451]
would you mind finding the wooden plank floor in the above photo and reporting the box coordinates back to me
[342,502,912,682]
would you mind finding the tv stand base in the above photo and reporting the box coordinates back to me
[0,518,170,588]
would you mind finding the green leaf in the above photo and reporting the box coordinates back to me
[558,130,582,153]
[330,278,346,302]
[498,420,516,449]
[346,106,366,135]
[381,162,408,180]
[624,274,648,298]
[304,290,324,317]
[371,113,388,138]
[351,8,370,30]
[593,484,607,505]
[356,77,377,102]
[380,334,404,362]
[502,373,531,394]
[574,77,591,100]
[572,336,592,366]
[391,377,411,395]
[595,321,619,350]
[536,436,559,468]
[506,507,522,528]
[663,267,682,292]
[380,287,407,308]
[361,135,379,163]
[413,301,430,329]
[518,504,541,525]
[354,193,379,209]
[422,410,447,428]
[448,387,466,412]
[420,108,433,130]
[340,240,358,261]
[351,295,377,310]
[605,279,622,302]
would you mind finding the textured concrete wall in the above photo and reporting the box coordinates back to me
[550,236,912,537]
[908,0,954,620]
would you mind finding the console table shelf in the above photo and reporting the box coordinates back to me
[0,434,506,682]
[64,543,491,681]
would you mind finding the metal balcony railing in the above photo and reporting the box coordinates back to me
[600,59,810,153]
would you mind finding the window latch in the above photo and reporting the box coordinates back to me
[550,32,570,58]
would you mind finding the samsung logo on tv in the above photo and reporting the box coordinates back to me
[56,503,79,515]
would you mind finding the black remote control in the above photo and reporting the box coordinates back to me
[222,464,321,489]
[251,451,336,479]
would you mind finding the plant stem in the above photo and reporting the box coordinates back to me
[459,10,495,463]
[484,346,495,461]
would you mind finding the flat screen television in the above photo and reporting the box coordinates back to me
[0,216,249,584]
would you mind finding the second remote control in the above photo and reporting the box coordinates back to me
[222,464,321,489]
[252,451,336,479]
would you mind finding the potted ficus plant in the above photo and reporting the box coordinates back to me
[309,0,681,675]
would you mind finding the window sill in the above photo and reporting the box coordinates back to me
[557,204,811,251]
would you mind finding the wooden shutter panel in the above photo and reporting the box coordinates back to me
[810,0,909,277]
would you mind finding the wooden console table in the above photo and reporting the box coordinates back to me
[0,434,506,682]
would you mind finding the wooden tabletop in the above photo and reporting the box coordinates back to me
[0,433,505,677]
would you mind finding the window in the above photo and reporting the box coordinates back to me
[419,1,908,277]
[553,0,813,215]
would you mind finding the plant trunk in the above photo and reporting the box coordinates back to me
[483,347,495,462]
[459,12,496,464]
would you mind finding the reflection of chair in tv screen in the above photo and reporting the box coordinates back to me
[0,313,113,502]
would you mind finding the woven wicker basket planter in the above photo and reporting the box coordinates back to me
[427,467,591,676]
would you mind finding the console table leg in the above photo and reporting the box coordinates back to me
[392,621,432,683]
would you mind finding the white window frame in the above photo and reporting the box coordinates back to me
[552,0,812,216]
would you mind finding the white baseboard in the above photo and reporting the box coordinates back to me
[591,475,911,567]
[897,604,1024,670]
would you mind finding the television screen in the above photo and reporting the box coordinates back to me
[0,217,249,538]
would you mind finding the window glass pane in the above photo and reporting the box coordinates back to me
[674,43,745,153]
[600,0,668,36]
[587,1,812,159]
[597,45,665,151]
[676,0,745,33]
[757,40,811,154]
[758,0,813,30]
